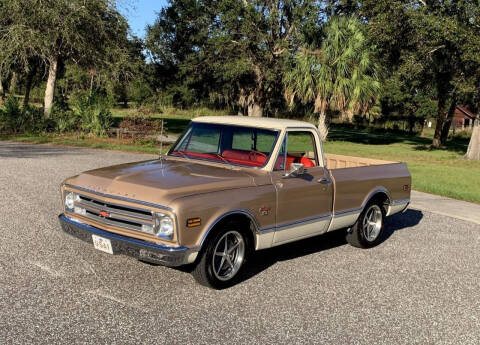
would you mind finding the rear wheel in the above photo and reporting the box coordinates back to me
[192,225,249,289]
[346,202,385,248]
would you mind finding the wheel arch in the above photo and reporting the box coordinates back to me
[361,187,391,214]
[198,210,259,251]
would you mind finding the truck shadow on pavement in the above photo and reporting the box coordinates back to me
[0,142,85,158]
[241,209,424,283]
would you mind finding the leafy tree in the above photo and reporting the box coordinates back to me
[146,0,321,116]
[360,0,480,147]
[0,0,133,115]
[284,16,380,140]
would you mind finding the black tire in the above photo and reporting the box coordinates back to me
[192,222,250,289]
[346,201,386,248]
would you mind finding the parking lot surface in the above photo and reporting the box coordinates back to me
[1,141,479,345]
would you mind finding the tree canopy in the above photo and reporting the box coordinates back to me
[1,0,480,156]
[0,0,137,114]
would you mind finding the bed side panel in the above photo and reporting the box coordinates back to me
[330,162,411,214]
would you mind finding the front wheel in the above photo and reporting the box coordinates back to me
[192,226,248,289]
[346,202,385,248]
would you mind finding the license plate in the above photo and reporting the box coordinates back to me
[92,235,113,254]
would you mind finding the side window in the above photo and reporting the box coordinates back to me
[275,131,318,170]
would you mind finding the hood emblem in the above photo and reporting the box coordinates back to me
[99,210,110,218]
[87,185,136,198]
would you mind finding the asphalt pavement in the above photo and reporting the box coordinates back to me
[1,141,479,345]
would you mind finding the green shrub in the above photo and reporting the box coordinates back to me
[127,79,154,107]
[0,96,52,133]
[73,91,113,136]
[50,104,78,133]
[21,105,47,133]
[0,96,23,132]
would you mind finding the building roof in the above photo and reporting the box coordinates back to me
[456,106,477,119]
[192,116,317,130]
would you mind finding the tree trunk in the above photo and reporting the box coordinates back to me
[23,64,38,107]
[248,64,265,117]
[0,78,4,101]
[44,55,59,116]
[440,95,456,145]
[432,94,447,148]
[90,73,94,94]
[465,117,480,160]
[317,110,329,141]
[248,102,264,117]
[9,72,17,94]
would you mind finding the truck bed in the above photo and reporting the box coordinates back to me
[324,153,396,169]
[325,154,411,229]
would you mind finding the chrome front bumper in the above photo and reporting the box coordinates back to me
[59,214,197,267]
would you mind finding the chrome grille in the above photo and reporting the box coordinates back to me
[73,194,154,233]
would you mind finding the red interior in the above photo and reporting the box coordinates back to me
[299,156,315,168]
[274,155,315,170]
[222,149,266,166]
[172,150,314,168]
[172,150,266,167]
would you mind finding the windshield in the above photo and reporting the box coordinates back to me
[169,122,280,168]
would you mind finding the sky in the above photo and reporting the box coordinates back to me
[121,0,169,37]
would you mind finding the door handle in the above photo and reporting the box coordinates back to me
[317,177,331,184]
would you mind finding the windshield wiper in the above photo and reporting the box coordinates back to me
[212,153,234,169]
[172,150,191,160]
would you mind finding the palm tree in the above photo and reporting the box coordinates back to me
[284,16,380,140]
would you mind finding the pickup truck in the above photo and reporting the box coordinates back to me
[59,116,411,289]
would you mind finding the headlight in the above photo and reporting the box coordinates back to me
[65,192,78,210]
[154,213,174,240]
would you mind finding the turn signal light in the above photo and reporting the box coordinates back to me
[187,218,201,227]
[403,185,409,191]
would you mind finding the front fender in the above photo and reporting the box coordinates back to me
[170,185,277,249]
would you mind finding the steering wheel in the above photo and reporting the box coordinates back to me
[248,150,267,162]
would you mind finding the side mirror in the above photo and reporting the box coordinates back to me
[282,163,305,178]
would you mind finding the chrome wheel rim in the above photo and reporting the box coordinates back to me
[212,231,245,281]
[363,205,383,242]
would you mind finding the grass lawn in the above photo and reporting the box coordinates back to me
[2,111,479,203]
[325,128,480,203]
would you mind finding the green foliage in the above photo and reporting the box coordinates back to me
[0,0,130,72]
[21,104,47,132]
[0,96,22,132]
[284,16,381,132]
[360,0,480,146]
[146,0,321,115]
[72,92,113,136]
[0,96,47,133]
[50,104,77,133]
[127,79,154,107]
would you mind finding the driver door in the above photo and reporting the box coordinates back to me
[270,130,333,245]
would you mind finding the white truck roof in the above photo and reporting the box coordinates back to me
[192,116,317,130]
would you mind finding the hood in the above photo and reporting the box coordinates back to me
[65,158,257,206]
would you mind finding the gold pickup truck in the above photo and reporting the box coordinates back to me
[59,116,411,289]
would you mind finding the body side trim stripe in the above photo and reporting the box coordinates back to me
[334,208,362,217]
[333,195,408,218]
[390,198,410,205]
[259,213,332,233]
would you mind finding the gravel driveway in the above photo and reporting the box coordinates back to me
[1,141,479,345]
